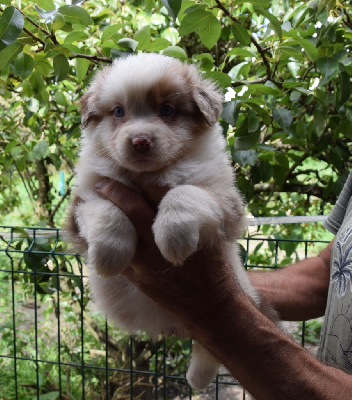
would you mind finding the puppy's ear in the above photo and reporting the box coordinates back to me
[79,68,106,127]
[80,91,95,127]
[192,80,223,126]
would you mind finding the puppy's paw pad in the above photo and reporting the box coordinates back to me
[88,242,134,277]
[153,221,199,265]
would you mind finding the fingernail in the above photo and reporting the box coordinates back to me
[95,178,110,191]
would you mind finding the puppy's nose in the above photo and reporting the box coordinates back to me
[132,136,151,153]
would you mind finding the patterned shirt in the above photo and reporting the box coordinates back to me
[318,169,352,372]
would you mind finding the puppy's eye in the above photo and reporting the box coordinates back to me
[160,104,175,117]
[113,106,125,118]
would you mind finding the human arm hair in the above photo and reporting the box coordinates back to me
[249,241,333,321]
[95,179,352,399]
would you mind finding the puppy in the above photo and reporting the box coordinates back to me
[67,53,259,390]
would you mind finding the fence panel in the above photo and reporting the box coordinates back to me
[0,226,329,399]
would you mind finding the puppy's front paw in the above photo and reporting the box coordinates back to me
[153,216,199,265]
[88,238,135,277]
[76,198,138,277]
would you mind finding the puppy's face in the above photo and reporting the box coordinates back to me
[80,54,222,173]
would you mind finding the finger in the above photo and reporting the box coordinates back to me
[138,183,169,208]
[95,179,155,241]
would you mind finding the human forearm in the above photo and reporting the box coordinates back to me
[127,244,352,400]
[185,279,352,400]
[249,242,332,321]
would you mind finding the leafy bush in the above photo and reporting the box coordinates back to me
[0,0,351,228]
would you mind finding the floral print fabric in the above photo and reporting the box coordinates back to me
[318,170,352,372]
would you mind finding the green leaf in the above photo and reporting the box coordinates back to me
[161,0,182,21]
[252,161,273,182]
[75,57,90,82]
[53,54,70,82]
[338,71,351,108]
[52,45,73,57]
[337,118,352,139]
[247,108,259,132]
[313,109,325,136]
[58,5,93,27]
[0,41,23,71]
[233,0,270,6]
[235,131,260,150]
[198,14,221,49]
[146,38,170,52]
[35,0,55,11]
[246,101,271,126]
[227,48,256,58]
[52,12,65,31]
[273,107,293,132]
[0,6,24,51]
[246,83,280,96]
[183,4,208,14]
[232,22,251,46]
[179,10,212,36]
[13,53,34,78]
[101,24,124,42]
[134,25,151,50]
[205,71,232,89]
[273,163,286,187]
[232,149,258,166]
[117,38,138,52]
[110,49,132,59]
[30,70,44,93]
[194,53,214,71]
[38,391,60,400]
[278,46,304,62]
[275,153,289,169]
[316,56,339,79]
[64,31,89,44]
[222,101,239,125]
[255,7,282,40]
[161,27,179,45]
[35,57,52,76]
[32,141,49,160]
[229,62,249,80]
[62,44,81,55]
[295,38,318,62]
[54,91,68,106]
[162,46,187,59]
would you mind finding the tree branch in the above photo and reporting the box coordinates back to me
[16,7,59,45]
[22,26,46,46]
[70,53,112,64]
[342,6,352,30]
[214,0,281,87]
[253,181,335,203]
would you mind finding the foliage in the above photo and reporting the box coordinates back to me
[0,0,351,228]
[0,228,197,399]
[0,230,329,398]
[295,318,324,344]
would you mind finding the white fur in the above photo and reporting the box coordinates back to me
[69,53,259,390]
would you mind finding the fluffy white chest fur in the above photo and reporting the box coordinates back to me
[67,53,258,390]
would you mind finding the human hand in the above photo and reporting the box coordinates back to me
[94,178,236,329]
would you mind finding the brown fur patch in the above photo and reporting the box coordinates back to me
[64,195,88,253]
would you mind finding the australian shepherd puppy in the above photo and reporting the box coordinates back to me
[67,53,259,390]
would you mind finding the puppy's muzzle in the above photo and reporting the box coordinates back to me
[132,136,151,153]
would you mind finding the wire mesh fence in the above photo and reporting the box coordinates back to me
[0,225,329,400]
